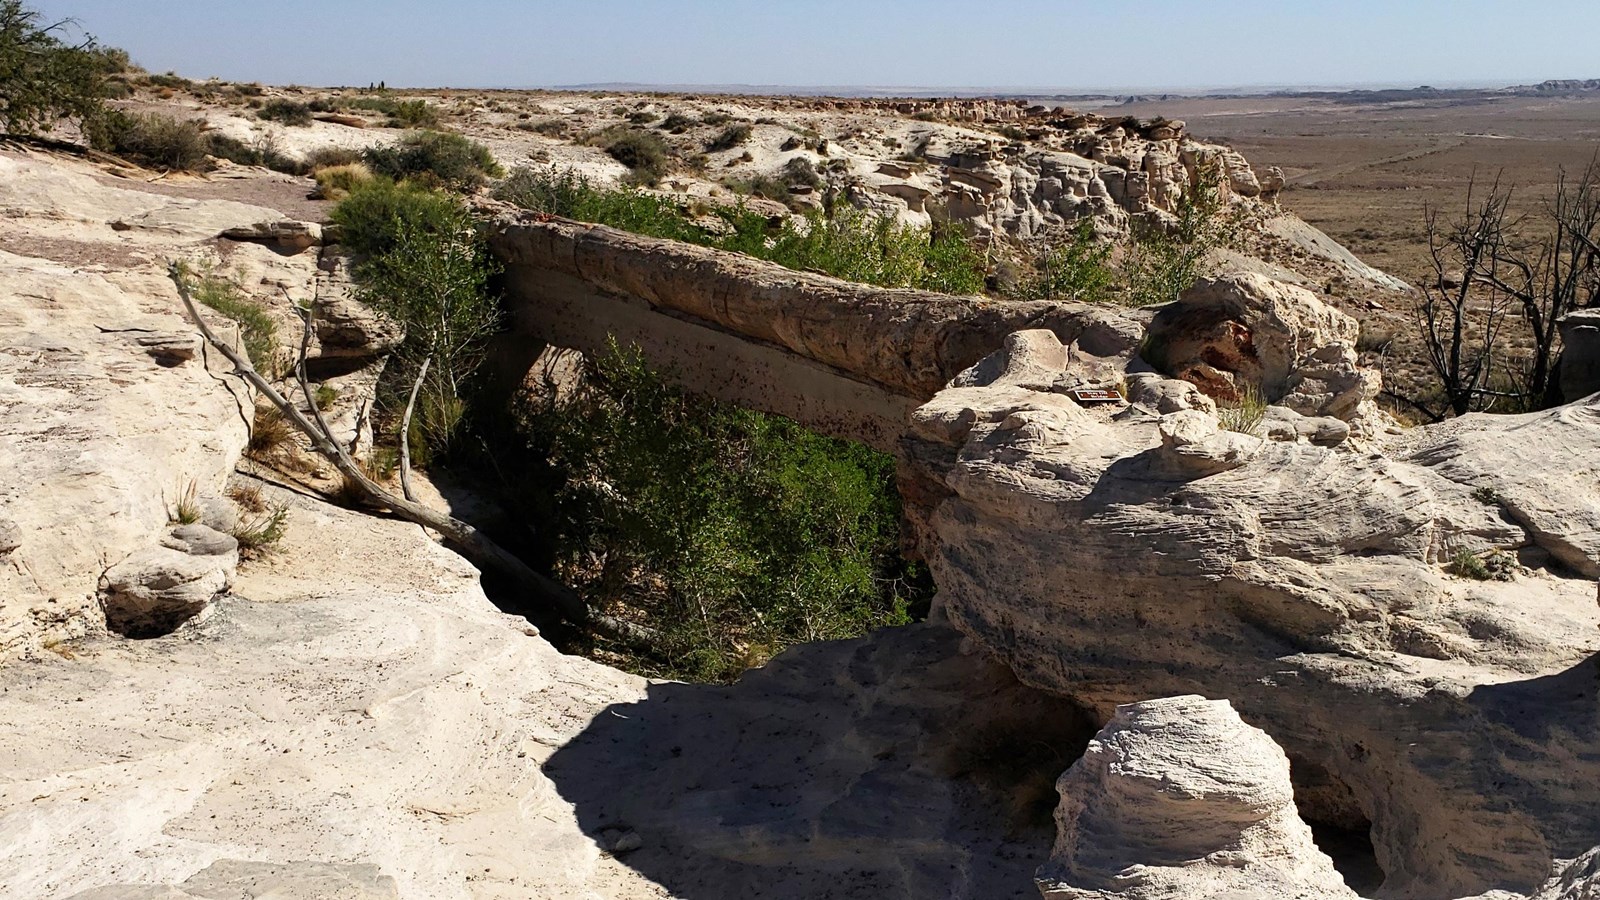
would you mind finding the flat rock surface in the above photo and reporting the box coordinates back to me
[1,479,1079,900]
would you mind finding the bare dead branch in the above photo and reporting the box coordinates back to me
[399,355,432,503]
[169,262,655,645]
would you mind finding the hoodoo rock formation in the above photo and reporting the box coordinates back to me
[1037,696,1356,900]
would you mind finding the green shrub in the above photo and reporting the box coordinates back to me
[526,118,567,136]
[329,177,466,259]
[145,71,190,90]
[707,122,752,151]
[658,111,696,133]
[781,156,822,189]
[1449,547,1516,581]
[1022,219,1115,303]
[586,126,671,186]
[256,98,313,126]
[701,110,734,126]
[531,341,926,682]
[1471,485,1501,506]
[89,111,210,171]
[0,0,125,135]
[345,190,501,459]
[206,131,305,174]
[303,145,363,169]
[342,96,438,128]
[722,172,790,203]
[1123,164,1239,306]
[362,130,503,191]
[736,205,985,292]
[495,166,987,293]
[177,265,280,377]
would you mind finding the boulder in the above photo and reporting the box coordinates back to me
[99,545,234,637]
[1558,309,1600,402]
[1147,272,1377,421]
[1036,695,1355,900]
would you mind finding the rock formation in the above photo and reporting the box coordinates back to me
[1036,696,1356,900]
[903,292,1600,898]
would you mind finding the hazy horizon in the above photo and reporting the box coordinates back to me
[28,0,1600,93]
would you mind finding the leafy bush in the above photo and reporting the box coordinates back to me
[256,98,313,126]
[707,122,752,151]
[88,111,209,171]
[1123,164,1238,306]
[529,342,926,682]
[586,126,671,186]
[494,166,715,243]
[1021,219,1115,303]
[0,0,122,134]
[658,111,696,133]
[335,181,501,459]
[495,166,987,293]
[355,206,501,456]
[205,131,304,174]
[733,205,985,292]
[362,130,503,191]
[329,177,466,259]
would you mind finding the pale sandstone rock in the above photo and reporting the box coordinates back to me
[99,544,234,637]
[906,371,1600,897]
[67,859,398,900]
[1036,695,1355,900]
[1557,309,1600,403]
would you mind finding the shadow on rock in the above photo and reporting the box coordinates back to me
[544,621,1097,900]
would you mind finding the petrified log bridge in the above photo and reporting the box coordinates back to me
[487,214,1138,452]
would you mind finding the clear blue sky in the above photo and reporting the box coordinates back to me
[31,0,1600,91]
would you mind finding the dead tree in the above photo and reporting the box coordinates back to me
[1416,175,1516,416]
[169,262,651,644]
[1474,155,1600,404]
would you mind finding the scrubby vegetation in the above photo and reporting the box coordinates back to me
[205,131,303,174]
[329,178,468,258]
[511,341,928,682]
[0,0,125,135]
[1122,166,1239,306]
[1020,219,1116,303]
[175,264,280,376]
[585,125,672,186]
[362,130,503,191]
[342,187,501,461]
[321,167,935,681]
[256,98,313,126]
[706,122,752,151]
[340,95,439,128]
[87,111,210,170]
[494,166,985,292]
